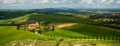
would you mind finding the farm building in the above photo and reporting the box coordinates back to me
[28,22,40,29]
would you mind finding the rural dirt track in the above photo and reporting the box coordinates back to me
[55,23,78,28]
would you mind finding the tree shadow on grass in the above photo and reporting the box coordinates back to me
[0,24,16,26]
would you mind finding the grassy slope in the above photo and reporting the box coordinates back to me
[0,14,29,24]
[28,13,120,38]
[0,26,43,46]
[27,13,86,23]
[63,23,120,37]
[0,13,120,46]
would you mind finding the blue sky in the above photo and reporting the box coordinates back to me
[0,0,120,9]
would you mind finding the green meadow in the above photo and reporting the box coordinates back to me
[0,12,120,46]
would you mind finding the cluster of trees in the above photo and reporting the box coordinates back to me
[0,11,29,19]
[46,34,120,42]
[89,13,120,29]
[90,13,120,19]
[16,21,55,35]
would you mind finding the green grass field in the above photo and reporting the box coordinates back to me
[0,13,120,46]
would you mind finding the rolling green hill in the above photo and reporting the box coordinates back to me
[0,13,120,46]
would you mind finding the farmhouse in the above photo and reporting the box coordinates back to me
[28,22,40,29]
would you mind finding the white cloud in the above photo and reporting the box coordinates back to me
[105,0,113,4]
[1,0,120,6]
[38,0,49,3]
[20,0,24,3]
[101,0,106,3]
[4,0,16,4]
[63,0,72,3]
[51,0,59,3]
[117,0,120,4]
[32,0,38,4]
[0,0,4,3]
[79,0,95,4]
[17,0,24,3]
[0,0,3,2]
[101,0,113,4]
